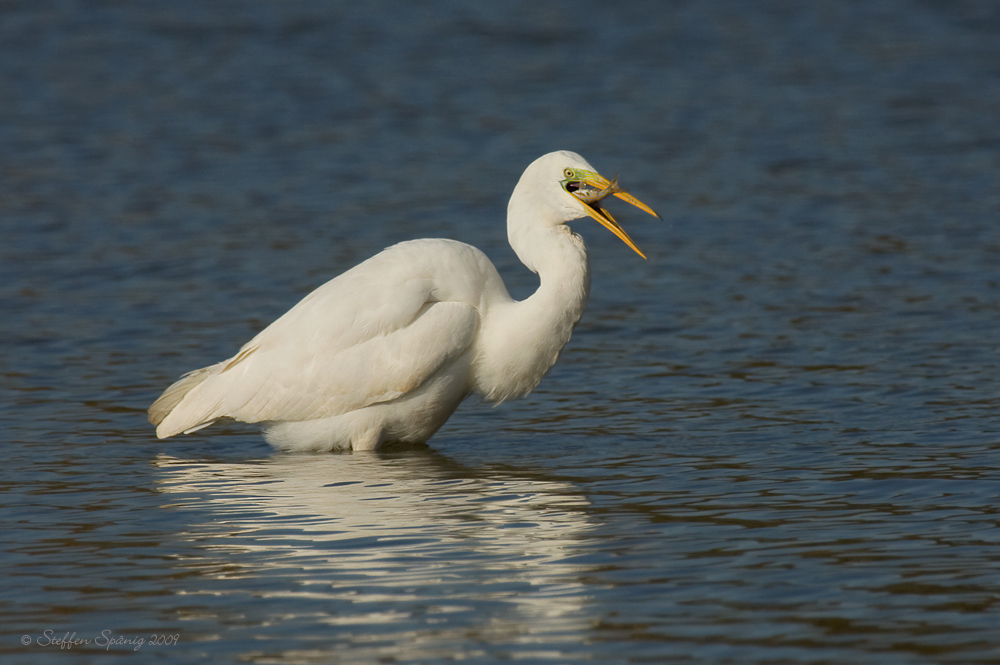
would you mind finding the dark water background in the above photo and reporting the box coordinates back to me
[2,1,999,663]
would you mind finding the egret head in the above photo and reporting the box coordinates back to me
[512,151,660,259]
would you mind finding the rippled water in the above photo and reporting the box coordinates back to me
[2,1,999,663]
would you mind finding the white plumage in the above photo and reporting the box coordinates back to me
[149,151,658,451]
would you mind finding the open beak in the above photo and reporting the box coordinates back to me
[571,172,660,259]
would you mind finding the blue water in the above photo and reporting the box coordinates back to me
[2,1,999,663]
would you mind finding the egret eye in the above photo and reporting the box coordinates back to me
[563,168,575,179]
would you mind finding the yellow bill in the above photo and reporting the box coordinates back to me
[566,169,660,259]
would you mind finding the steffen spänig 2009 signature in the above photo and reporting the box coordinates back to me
[22,629,179,652]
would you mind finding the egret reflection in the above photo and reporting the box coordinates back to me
[154,449,598,649]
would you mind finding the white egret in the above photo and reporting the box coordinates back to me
[149,151,659,451]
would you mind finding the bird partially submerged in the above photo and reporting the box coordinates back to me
[149,151,659,451]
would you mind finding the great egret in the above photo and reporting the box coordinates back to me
[149,151,659,451]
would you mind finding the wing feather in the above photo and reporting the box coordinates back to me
[152,241,489,439]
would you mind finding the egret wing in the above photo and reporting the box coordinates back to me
[152,247,482,438]
[217,302,474,419]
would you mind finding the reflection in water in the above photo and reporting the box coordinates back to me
[154,450,597,660]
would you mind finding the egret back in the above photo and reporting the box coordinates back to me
[149,239,499,438]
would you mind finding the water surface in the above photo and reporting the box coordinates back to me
[2,1,999,663]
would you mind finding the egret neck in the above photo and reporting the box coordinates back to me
[471,180,591,403]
